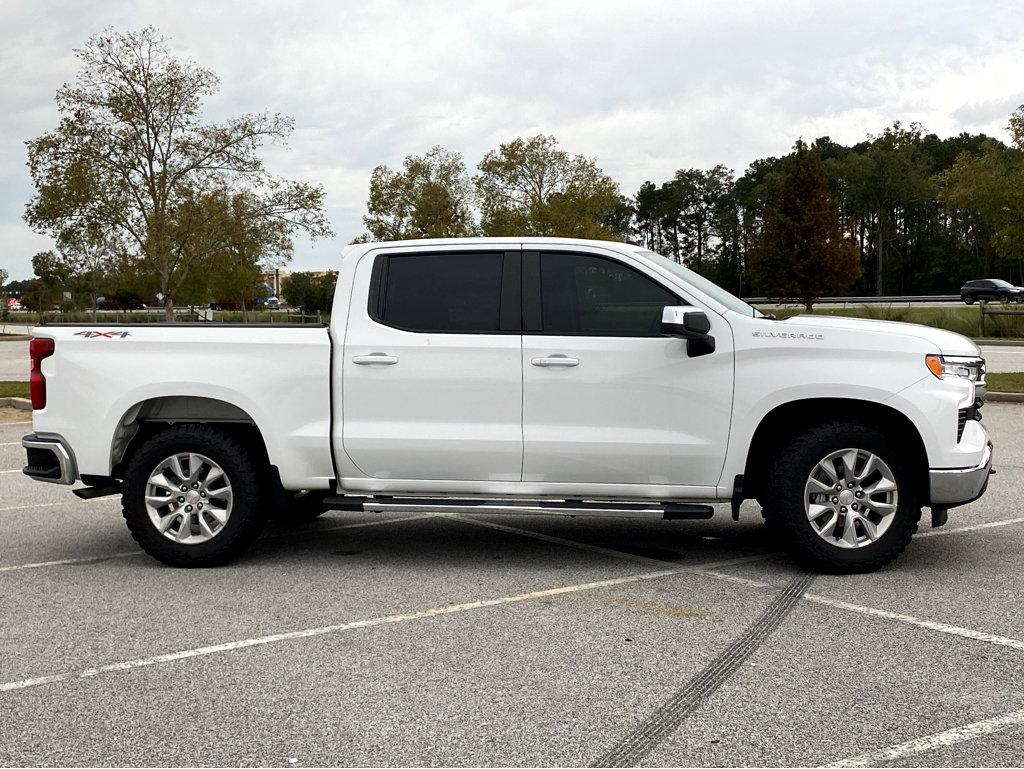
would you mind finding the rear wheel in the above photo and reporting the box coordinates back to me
[963,296,975,305]
[122,425,268,567]
[762,420,920,573]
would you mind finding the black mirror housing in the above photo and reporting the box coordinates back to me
[660,306,716,357]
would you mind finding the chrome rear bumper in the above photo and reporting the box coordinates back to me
[929,442,993,508]
[22,433,77,485]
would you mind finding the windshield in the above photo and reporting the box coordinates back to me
[992,279,1014,288]
[635,249,761,317]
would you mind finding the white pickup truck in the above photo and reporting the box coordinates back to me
[22,237,992,572]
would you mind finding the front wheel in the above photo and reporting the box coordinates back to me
[762,421,921,573]
[122,425,269,567]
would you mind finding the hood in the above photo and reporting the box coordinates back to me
[782,314,981,356]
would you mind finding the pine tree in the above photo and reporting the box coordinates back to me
[749,142,861,310]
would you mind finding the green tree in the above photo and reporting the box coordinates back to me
[25,27,331,321]
[363,146,476,240]
[663,166,734,272]
[56,224,122,320]
[937,107,1024,282]
[749,142,861,310]
[475,135,622,238]
[281,271,337,314]
[28,251,73,313]
[829,123,934,294]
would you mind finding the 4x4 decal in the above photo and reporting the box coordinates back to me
[73,330,131,339]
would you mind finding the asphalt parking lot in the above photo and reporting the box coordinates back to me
[2,407,1024,767]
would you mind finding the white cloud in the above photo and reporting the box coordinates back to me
[1,0,1022,278]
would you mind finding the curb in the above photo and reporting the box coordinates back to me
[985,392,1024,403]
[0,397,31,411]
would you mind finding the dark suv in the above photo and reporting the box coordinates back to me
[961,279,1024,304]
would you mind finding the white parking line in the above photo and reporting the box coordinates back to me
[437,514,674,566]
[451,517,1024,657]
[0,567,684,693]
[801,593,1024,652]
[440,513,778,570]
[0,502,82,513]
[826,707,1024,767]
[919,515,1024,538]
[0,551,142,573]
[0,515,435,574]
[314,513,433,533]
[0,499,108,513]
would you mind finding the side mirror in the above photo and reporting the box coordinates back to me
[661,306,716,357]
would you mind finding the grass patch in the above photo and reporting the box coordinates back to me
[986,373,1024,393]
[758,305,1022,338]
[0,381,29,398]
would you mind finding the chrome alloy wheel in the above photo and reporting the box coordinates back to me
[804,448,898,549]
[144,453,233,544]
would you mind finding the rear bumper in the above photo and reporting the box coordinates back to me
[22,433,77,485]
[929,441,993,508]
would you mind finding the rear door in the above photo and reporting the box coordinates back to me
[340,246,523,481]
[520,248,734,488]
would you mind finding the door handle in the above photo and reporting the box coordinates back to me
[353,353,398,365]
[531,355,579,368]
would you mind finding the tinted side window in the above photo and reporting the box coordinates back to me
[539,253,678,336]
[379,252,504,333]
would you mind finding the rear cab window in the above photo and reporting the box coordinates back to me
[368,251,519,333]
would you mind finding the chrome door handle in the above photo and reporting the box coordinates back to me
[353,353,398,365]
[531,355,579,367]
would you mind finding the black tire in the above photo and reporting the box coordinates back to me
[272,490,330,524]
[122,425,269,567]
[963,296,974,305]
[762,420,921,573]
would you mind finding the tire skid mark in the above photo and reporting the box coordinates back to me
[592,571,816,768]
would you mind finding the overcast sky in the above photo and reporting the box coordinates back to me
[1,0,1022,280]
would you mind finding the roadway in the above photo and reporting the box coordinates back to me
[2,406,1024,765]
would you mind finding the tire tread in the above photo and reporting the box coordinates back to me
[763,420,920,573]
[121,424,267,567]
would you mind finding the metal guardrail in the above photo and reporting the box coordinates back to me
[743,295,960,305]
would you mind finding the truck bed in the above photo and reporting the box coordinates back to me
[31,324,335,489]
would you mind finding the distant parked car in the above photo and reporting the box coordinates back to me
[266,295,280,310]
[960,279,1024,304]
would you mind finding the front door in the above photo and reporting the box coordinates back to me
[341,248,523,482]
[521,249,734,488]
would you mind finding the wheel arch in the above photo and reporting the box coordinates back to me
[110,395,271,479]
[741,397,929,502]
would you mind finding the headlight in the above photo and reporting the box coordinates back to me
[925,354,985,382]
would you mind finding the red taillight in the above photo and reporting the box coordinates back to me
[29,338,55,410]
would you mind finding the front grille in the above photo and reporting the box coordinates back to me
[957,408,969,442]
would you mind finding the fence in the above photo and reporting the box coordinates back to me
[978,302,1024,337]
[21,306,324,325]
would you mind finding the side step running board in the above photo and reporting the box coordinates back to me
[322,495,715,520]
[73,483,122,500]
